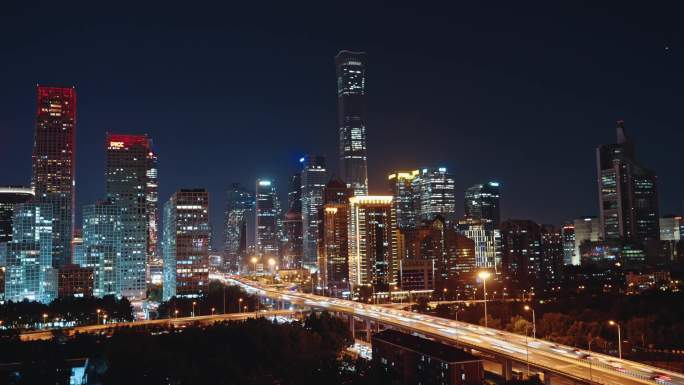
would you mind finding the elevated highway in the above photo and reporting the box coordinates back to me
[230,276,682,385]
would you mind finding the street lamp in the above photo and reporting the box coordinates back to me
[103,314,108,324]
[42,313,48,327]
[192,301,197,317]
[251,257,258,276]
[174,309,179,319]
[211,307,216,316]
[96,309,101,325]
[608,320,622,359]
[524,305,536,339]
[268,258,276,275]
[442,287,447,301]
[478,271,491,328]
[239,298,243,313]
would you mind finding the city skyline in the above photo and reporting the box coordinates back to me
[1,3,683,252]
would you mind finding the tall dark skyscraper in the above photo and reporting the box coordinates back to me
[106,134,155,299]
[0,187,34,244]
[387,170,419,230]
[412,168,456,224]
[223,183,254,272]
[336,50,368,195]
[32,85,76,268]
[300,155,327,269]
[597,120,659,243]
[464,182,501,226]
[282,174,303,269]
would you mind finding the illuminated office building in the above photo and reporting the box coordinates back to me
[223,183,254,272]
[106,134,155,299]
[5,203,56,303]
[255,179,281,267]
[336,50,368,195]
[348,196,397,290]
[387,170,419,229]
[464,182,501,226]
[32,85,76,268]
[82,201,121,297]
[0,187,34,243]
[540,224,564,284]
[318,178,353,293]
[300,155,327,269]
[457,218,502,269]
[597,120,659,243]
[561,223,576,265]
[163,189,210,300]
[71,230,84,266]
[412,168,456,224]
[573,216,601,264]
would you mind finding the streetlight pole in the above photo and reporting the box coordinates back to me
[192,301,197,317]
[239,298,243,313]
[609,320,622,359]
[525,326,530,378]
[478,271,491,328]
[524,305,536,339]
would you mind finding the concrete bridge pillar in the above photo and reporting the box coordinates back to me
[365,319,372,342]
[348,315,355,339]
[501,359,512,381]
[542,371,552,385]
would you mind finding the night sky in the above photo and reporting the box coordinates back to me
[1,2,682,248]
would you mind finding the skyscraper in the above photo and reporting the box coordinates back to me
[282,173,303,269]
[300,155,327,269]
[561,223,576,265]
[412,168,456,224]
[387,170,419,230]
[318,178,353,293]
[597,120,659,243]
[255,179,281,267]
[32,85,76,268]
[82,200,120,297]
[336,50,368,195]
[146,147,159,262]
[163,189,210,300]
[464,182,501,226]
[223,183,254,272]
[5,203,56,303]
[0,187,34,244]
[106,134,155,299]
[540,224,564,284]
[348,196,397,290]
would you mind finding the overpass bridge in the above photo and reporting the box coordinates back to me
[20,310,295,342]
[229,276,682,385]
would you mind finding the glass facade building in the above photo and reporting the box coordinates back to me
[336,50,368,196]
[0,187,34,244]
[300,155,327,269]
[163,189,210,300]
[5,203,56,303]
[32,85,76,268]
[464,182,501,226]
[106,134,155,299]
[255,179,281,267]
[597,120,659,243]
[82,201,121,297]
[387,170,419,230]
[457,218,502,269]
[223,183,254,272]
[573,216,601,265]
[412,167,456,224]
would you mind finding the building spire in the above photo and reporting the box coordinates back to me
[616,119,628,144]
